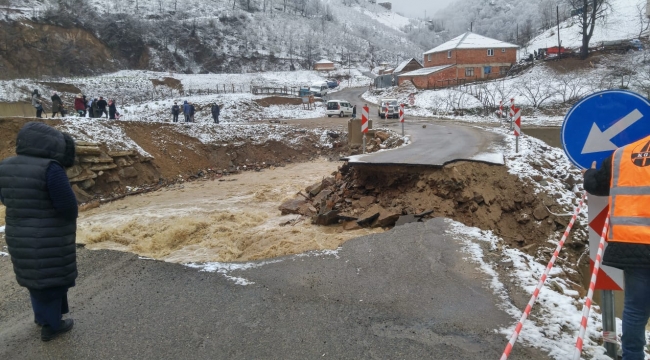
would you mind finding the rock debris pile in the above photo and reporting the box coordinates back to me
[280,160,587,259]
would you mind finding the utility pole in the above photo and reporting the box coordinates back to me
[557,5,561,51]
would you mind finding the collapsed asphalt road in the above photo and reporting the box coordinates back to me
[0,218,549,359]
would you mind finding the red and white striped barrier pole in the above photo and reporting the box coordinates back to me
[399,104,405,136]
[513,107,521,153]
[500,192,587,360]
[573,215,611,360]
[362,105,369,154]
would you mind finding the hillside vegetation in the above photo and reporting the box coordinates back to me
[0,0,446,79]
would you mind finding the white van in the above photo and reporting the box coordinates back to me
[310,83,329,97]
[326,100,354,118]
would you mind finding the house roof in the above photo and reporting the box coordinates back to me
[398,64,454,77]
[315,59,334,64]
[393,58,422,73]
[424,32,519,55]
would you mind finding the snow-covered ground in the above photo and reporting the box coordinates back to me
[356,6,414,33]
[0,69,371,123]
[526,0,647,54]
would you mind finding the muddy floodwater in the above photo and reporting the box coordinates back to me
[76,159,382,263]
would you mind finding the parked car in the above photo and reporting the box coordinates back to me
[631,39,643,51]
[378,98,399,119]
[326,79,339,89]
[310,83,329,97]
[326,100,354,118]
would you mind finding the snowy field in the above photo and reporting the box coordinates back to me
[526,0,647,54]
[0,69,371,123]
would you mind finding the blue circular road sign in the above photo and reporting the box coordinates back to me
[562,90,650,169]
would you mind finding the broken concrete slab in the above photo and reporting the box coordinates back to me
[312,210,339,226]
[306,182,324,197]
[342,220,362,231]
[372,208,401,228]
[279,199,308,215]
[395,214,420,227]
[356,195,375,208]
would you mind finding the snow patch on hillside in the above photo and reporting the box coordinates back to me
[527,0,646,53]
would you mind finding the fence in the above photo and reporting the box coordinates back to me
[251,86,301,96]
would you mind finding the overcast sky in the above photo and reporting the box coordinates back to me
[390,0,455,19]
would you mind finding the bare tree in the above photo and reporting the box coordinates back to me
[635,0,650,38]
[633,66,650,98]
[517,75,557,108]
[567,0,610,59]
[553,73,590,103]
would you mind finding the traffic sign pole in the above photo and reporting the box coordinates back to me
[399,104,405,136]
[513,108,521,153]
[362,105,369,154]
[601,290,617,358]
[509,98,515,130]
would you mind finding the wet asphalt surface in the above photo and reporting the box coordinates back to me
[0,219,550,359]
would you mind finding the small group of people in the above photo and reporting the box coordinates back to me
[171,101,220,123]
[75,95,119,119]
[30,89,119,119]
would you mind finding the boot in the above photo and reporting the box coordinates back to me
[41,319,74,341]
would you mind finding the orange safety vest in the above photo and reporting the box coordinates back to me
[609,134,650,244]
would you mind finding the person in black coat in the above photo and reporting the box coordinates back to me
[211,103,220,124]
[96,97,108,118]
[108,99,117,120]
[0,122,78,341]
[171,102,180,123]
[51,92,63,118]
[189,102,196,123]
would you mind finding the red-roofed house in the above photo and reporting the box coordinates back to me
[398,32,519,89]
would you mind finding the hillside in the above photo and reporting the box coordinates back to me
[0,0,443,79]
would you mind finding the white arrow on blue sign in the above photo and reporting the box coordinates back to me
[562,90,650,169]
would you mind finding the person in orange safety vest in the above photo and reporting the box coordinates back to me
[583,134,650,360]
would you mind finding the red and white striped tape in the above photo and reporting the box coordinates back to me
[500,192,587,360]
[573,215,610,360]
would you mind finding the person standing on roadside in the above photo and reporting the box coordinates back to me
[86,97,94,118]
[189,102,196,123]
[51,92,63,118]
[183,100,190,122]
[211,103,220,124]
[32,90,43,118]
[92,98,100,119]
[352,105,357,119]
[0,122,78,342]
[96,97,108,118]
[171,102,180,123]
[583,135,650,360]
[74,94,85,117]
[108,99,117,120]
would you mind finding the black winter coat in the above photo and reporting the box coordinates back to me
[0,122,78,289]
[583,154,650,269]
[211,104,220,117]
[172,105,180,115]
